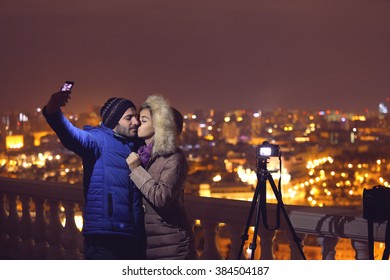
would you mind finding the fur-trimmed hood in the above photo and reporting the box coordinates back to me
[142,95,178,157]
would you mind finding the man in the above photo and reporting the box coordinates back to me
[43,90,145,259]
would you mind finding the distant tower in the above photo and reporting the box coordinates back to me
[378,97,390,128]
[378,101,388,114]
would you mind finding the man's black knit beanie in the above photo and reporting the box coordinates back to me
[100,97,135,129]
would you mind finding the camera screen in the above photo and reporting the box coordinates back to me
[259,147,272,156]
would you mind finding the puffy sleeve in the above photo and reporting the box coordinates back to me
[130,152,187,209]
[43,107,100,158]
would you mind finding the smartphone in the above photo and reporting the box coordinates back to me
[60,81,74,92]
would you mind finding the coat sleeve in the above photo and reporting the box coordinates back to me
[130,153,187,209]
[43,107,100,158]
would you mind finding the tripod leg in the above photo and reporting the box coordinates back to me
[382,220,390,260]
[366,220,374,260]
[249,178,266,260]
[237,180,262,259]
[267,173,306,260]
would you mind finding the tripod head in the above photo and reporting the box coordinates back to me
[256,156,269,173]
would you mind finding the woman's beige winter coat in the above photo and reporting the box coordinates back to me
[130,95,197,260]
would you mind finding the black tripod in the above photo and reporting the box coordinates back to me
[237,156,306,260]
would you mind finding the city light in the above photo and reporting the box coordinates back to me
[0,102,389,209]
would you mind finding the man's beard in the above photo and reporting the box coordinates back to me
[116,125,137,139]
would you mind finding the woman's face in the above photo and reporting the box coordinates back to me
[137,108,155,142]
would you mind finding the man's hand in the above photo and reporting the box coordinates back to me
[126,152,142,171]
[45,91,72,114]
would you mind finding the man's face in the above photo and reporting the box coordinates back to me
[113,107,139,139]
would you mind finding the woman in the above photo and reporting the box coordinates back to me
[126,95,197,260]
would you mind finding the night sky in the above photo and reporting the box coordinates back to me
[1,0,390,114]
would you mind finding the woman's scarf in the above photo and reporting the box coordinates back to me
[137,142,153,167]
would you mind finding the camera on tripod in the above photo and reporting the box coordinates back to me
[257,141,281,157]
[238,141,306,259]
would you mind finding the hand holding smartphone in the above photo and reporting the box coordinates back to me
[60,81,74,92]
[45,81,75,114]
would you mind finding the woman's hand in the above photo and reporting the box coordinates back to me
[126,152,141,171]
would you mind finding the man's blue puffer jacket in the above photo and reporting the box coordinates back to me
[44,109,144,238]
